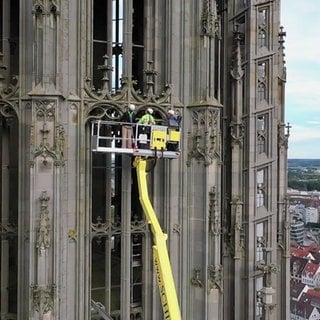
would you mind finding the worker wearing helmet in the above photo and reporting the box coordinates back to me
[167,109,180,127]
[137,108,155,149]
[120,103,136,148]
[166,109,181,151]
[138,108,156,125]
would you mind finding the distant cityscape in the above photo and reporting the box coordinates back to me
[288,159,320,319]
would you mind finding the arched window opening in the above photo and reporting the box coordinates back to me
[89,105,123,316]
[111,0,124,91]
[256,168,268,209]
[132,0,144,92]
[89,104,148,319]
[0,111,19,318]
[257,61,268,102]
[257,114,268,154]
[257,8,268,48]
[258,30,266,48]
[92,0,145,93]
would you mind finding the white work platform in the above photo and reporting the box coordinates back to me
[91,120,181,159]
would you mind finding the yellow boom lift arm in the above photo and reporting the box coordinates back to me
[133,157,181,320]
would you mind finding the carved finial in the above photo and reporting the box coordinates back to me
[201,0,217,37]
[279,26,286,46]
[285,122,291,137]
[98,54,113,90]
[230,25,244,80]
[144,61,158,96]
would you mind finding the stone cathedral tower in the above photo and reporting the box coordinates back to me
[0,0,289,319]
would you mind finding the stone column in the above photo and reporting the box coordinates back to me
[0,120,10,315]
[229,26,245,320]
[120,156,132,319]
[187,106,222,320]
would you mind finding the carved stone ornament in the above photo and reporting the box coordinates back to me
[0,52,19,120]
[30,284,56,316]
[187,108,221,166]
[230,122,245,148]
[91,215,123,238]
[33,0,60,15]
[173,223,181,234]
[209,186,221,236]
[191,268,204,288]
[230,25,244,81]
[84,60,179,123]
[0,222,18,235]
[67,229,77,241]
[278,122,290,150]
[256,262,280,274]
[278,196,291,253]
[0,52,19,102]
[208,264,223,293]
[278,26,287,82]
[0,102,18,123]
[30,100,65,166]
[36,191,51,255]
[201,0,220,38]
[131,214,147,232]
[229,197,245,258]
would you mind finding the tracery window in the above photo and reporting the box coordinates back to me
[235,16,246,62]
[256,168,267,208]
[257,8,268,48]
[256,222,267,262]
[255,276,264,318]
[90,1,145,318]
[0,0,19,76]
[0,114,19,318]
[92,0,144,92]
[257,114,268,154]
[0,0,19,317]
[90,145,145,319]
[111,0,124,90]
[257,61,268,101]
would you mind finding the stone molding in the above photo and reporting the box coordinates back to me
[187,107,221,166]
[29,99,65,167]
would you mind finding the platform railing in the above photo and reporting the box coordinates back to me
[91,120,180,158]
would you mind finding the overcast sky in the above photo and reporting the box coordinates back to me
[281,0,320,159]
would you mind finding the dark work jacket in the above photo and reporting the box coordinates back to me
[121,111,135,124]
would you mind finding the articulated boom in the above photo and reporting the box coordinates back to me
[133,158,181,320]
[91,119,181,318]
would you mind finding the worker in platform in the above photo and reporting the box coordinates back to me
[166,109,181,151]
[138,107,156,125]
[167,109,181,127]
[120,103,136,148]
[137,108,155,149]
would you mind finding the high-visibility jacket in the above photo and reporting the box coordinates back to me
[138,114,155,125]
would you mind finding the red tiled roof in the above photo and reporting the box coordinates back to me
[291,247,311,258]
[291,282,307,299]
[302,262,320,277]
[307,289,320,297]
[291,294,320,318]
[291,256,309,274]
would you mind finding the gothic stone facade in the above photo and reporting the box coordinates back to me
[0,0,290,319]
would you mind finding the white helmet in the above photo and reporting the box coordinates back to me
[147,108,153,114]
[168,109,175,116]
[128,104,135,111]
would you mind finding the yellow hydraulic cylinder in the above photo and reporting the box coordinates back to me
[133,157,181,320]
